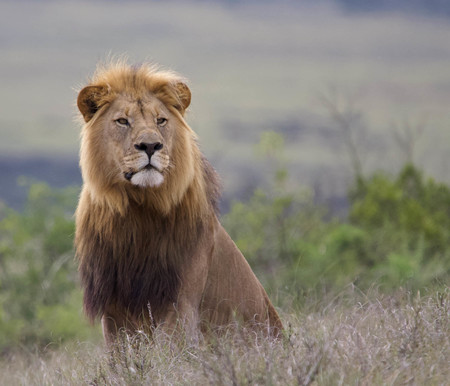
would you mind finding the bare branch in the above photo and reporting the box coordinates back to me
[318,86,366,179]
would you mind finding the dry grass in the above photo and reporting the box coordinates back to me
[1,287,448,385]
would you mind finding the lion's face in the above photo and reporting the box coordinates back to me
[101,94,174,188]
[77,65,193,195]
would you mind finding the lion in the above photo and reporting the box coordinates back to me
[75,61,283,345]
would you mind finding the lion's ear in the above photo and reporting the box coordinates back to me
[174,82,191,114]
[77,85,108,122]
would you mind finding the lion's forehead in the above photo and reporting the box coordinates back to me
[109,95,169,122]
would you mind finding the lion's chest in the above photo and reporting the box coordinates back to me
[79,213,189,320]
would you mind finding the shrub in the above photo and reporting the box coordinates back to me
[0,182,98,352]
[224,136,450,300]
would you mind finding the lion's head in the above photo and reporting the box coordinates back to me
[77,62,202,214]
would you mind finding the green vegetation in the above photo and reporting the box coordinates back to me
[0,133,448,355]
[0,181,98,351]
[224,133,450,299]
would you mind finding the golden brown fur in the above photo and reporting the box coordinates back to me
[75,61,282,345]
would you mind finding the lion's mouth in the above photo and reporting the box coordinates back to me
[124,163,160,181]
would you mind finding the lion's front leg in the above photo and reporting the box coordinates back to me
[101,313,126,348]
[101,306,141,348]
[158,302,201,345]
[156,247,211,345]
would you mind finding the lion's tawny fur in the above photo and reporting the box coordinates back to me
[75,61,282,344]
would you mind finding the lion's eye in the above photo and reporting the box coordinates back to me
[116,118,129,126]
[156,117,168,127]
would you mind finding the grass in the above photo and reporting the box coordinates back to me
[1,287,448,385]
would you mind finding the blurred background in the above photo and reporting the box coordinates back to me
[2,0,450,210]
[0,0,449,351]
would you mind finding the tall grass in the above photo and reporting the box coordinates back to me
[2,287,448,385]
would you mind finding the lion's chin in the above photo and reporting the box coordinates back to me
[130,169,164,188]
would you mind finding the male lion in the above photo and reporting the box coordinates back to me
[75,61,282,345]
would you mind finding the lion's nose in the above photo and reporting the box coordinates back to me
[134,142,163,159]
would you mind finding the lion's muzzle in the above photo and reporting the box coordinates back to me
[123,141,168,188]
